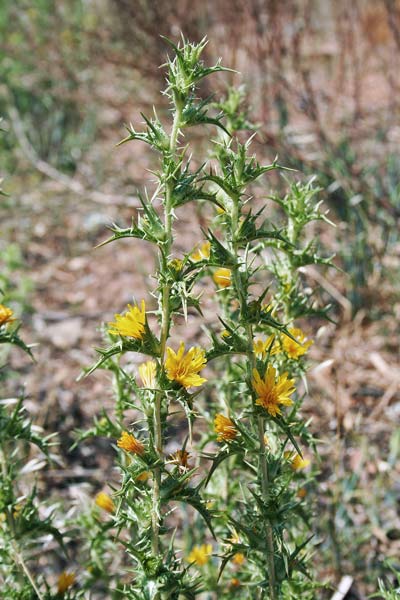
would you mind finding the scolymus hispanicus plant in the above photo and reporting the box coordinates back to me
[80,36,332,599]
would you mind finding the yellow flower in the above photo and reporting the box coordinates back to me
[191,241,211,261]
[282,327,313,359]
[262,302,273,313]
[57,571,75,594]
[0,304,15,326]
[95,492,115,514]
[165,342,207,388]
[169,258,183,271]
[136,471,151,482]
[284,451,310,470]
[214,414,237,442]
[230,577,241,587]
[232,552,245,565]
[252,365,295,417]
[213,267,231,288]
[108,300,146,339]
[187,543,212,566]
[117,431,145,456]
[253,335,279,359]
[13,503,24,518]
[138,360,157,388]
[297,487,307,498]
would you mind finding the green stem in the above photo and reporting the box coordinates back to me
[114,357,124,423]
[151,97,182,560]
[244,325,277,600]
[230,192,277,598]
[0,446,45,600]
[257,416,277,600]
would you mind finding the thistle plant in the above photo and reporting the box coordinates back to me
[80,36,333,599]
[0,304,74,599]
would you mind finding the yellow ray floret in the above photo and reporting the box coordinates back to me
[253,335,279,359]
[282,327,313,359]
[191,240,211,261]
[0,304,15,326]
[165,342,207,388]
[117,431,145,456]
[108,300,146,339]
[136,471,151,482]
[95,491,115,514]
[284,451,310,470]
[187,543,213,566]
[252,365,295,417]
[57,571,75,594]
[213,267,231,288]
[232,552,245,565]
[139,360,157,388]
[169,258,183,271]
[214,414,237,442]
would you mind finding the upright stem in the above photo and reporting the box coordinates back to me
[245,324,277,600]
[257,416,277,600]
[151,97,182,558]
[231,187,277,598]
[0,446,44,600]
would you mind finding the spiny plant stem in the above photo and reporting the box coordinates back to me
[151,97,182,560]
[0,446,44,600]
[230,181,278,598]
[12,541,45,600]
[244,324,277,600]
[257,416,277,600]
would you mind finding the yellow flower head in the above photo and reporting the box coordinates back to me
[213,267,231,288]
[117,431,145,456]
[191,241,211,261]
[284,451,310,470]
[138,360,157,388]
[0,304,15,326]
[169,449,193,472]
[13,502,24,519]
[282,327,313,359]
[262,302,273,313]
[136,471,151,482]
[108,300,146,339]
[169,258,183,272]
[230,577,241,587]
[187,543,213,566]
[95,492,115,514]
[252,365,295,417]
[214,414,237,442]
[232,552,245,566]
[165,342,207,388]
[57,571,75,594]
[253,335,279,359]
